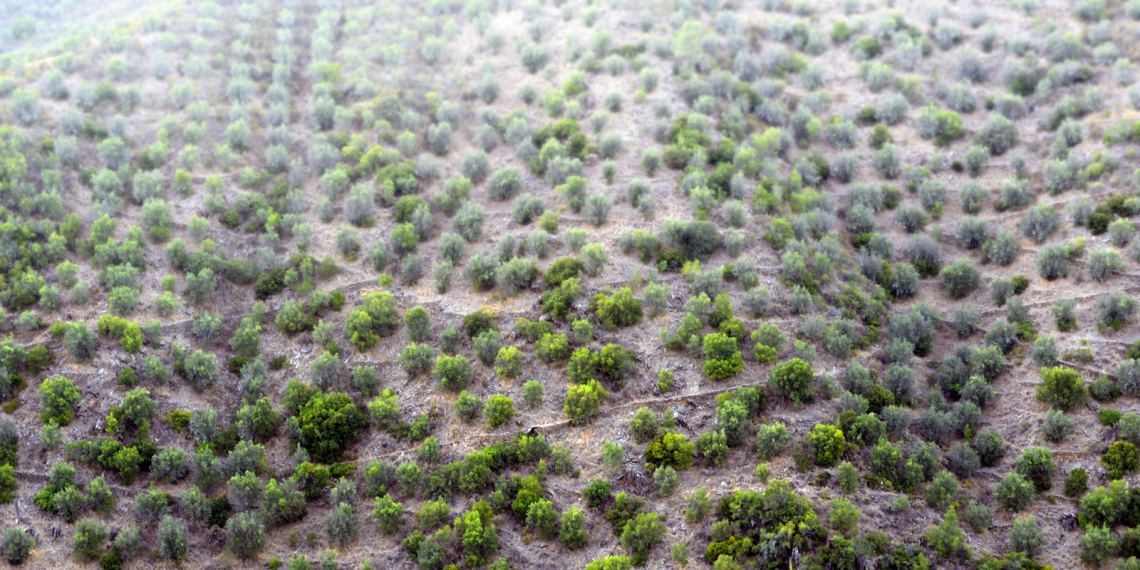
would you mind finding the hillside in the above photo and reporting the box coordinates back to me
[1,0,1140,569]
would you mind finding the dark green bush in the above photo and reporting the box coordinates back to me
[582,478,612,510]
[564,380,609,425]
[702,333,743,380]
[434,355,472,391]
[770,359,815,405]
[516,318,555,342]
[1036,367,1086,411]
[38,376,80,425]
[1014,447,1055,492]
[484,395,515,427]
[1065,468,1089,498]
[535,334,571,364]
[756,423,790,461]
[643,433,695,472]
[253,266,288,300]
[596,344,636,387]
[852,36,883,58]
[940,259,980,298]
[226,512,266,558]
[590,288,643,329]
[1,526,35,565]
[73,518,107,560]
[26,345,53,375]
[804,424,846,467]
[297,392,367,464]
[463,310,498,338]
[474,330,503,367]
[1103,442,1139,480]
[629,408,659,444]
[1102,409,1124,426]
[659,220,721,260]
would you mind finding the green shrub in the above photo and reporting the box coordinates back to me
[560,507,589,549]
[770,358,815,405]
[643,433,695,472]
[591,288,643,329]
[1065,468,1089,498]
[53,486,85,522]
[0,526,33,564]
[297,393,367,464]
[629,408,659,444]
[567,348,597,384]
[829,498,861,537]
[87,476,113,513]
[1036,367,1086,411]
[1081,525,1120,567]
[702,333,743,380]
[157,516,188,560]
[925,471,958,511]
[683,487,713,524]
[620,512,665,565]
[523,380,544,408]
[870,124,893,149]
[996,473,1035,512]
[597,344,636,387]
[117,367,139,387]
[372,494,403,534]
[924,507,969,561]
[399,343,434,376]
[545,258,585,290]
[940,258,980,298]
[394,196,428,224]
[960,501,991,534]
[454,391,482,423]
[38,376,80,425]
[26,345,53,375]
[805,424,846,467]
[852,36,883,58]
[696,430,729,467]
[1014,447,1055,492]
[525,499,559,539]
[344,292,400,351]
[516,318,555,342]
[484,395,515,427]
[579,475,613,511]
[837,462,859,493]
[1103,441,1139,479]
[434,355,472,391]
[1102,409,1124,426]
[439,325,461,354]
[564,380,610,425]
[535,334,571,364]
[494,347,524,379]
[756,423,790,461]
[183,350,218,391]
[73,518,107,560]
[404,307,431,342]
[584,556,633,570]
